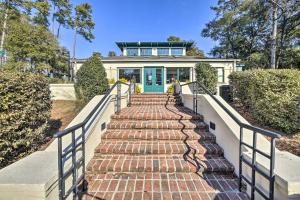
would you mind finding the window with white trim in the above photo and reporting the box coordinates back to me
[118,68,141,83]
[216,67,224,83]
[126,48,138,56]
[140,48,152,56]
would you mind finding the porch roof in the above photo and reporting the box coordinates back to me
[73,56,240,63]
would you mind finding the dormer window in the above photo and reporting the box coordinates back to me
[171,48,183,56]
[117,42,192,56]
[140,48,152,56]
[157,48,169,56]
[127,48,138,56]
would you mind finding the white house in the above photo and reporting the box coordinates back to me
[73,41,240,93]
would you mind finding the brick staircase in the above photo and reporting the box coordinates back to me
[84,93,248,200]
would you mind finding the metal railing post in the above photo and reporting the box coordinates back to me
[81,125,87,192]
[58,137,63,200]
[270,139,276,200]
[251,131,257,200]
[128,80,132,106]
[116,82,121,113]
[239,127,243,192]
[192,83,195,113]
[71,131,77,200]
[195,83,198,115]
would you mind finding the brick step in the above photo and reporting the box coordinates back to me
[112,113,202,120]
[131,101,182,105]
[84,172,248,200]
[94,141,223,156]
[86,155,233,174]
[102,129,215,142]
[131,95,181,100]
[107,120,207,130]
[117,105,195,114]
[131,98,181,102]
[132,93,176,97]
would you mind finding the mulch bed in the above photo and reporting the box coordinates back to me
[230,102,300,157]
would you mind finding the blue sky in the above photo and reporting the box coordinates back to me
[58,0,218,58]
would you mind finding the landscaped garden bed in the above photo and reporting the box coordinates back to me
[231,102,300,157]
[229,69,300,157]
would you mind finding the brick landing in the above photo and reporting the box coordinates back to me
[84,94,248,200]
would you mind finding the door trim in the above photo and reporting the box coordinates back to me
[143,66,164,93]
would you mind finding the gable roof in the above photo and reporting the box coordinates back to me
[116,41,194,50]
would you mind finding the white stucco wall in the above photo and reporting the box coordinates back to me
[50,84,76,100]
[73,59,237,93]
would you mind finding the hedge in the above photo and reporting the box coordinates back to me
[75,52,109,103]
[195,62,218,94]
[0,71,51,167]
[229,69,300,134]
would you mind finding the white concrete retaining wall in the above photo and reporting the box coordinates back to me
[50,84,76,101]
[181,93,300,200]
[0,84,130,200]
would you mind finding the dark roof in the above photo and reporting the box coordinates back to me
[116,41,194,50]
[73,56,240,63]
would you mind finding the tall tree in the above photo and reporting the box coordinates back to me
[202,0,299,69]
[167,36,205,58]
[71,3,95,60]
[167,35,181,42]
[31,0,51,27]
[50,0,72,38]
[108,51,116,57]
[0,0,31,56]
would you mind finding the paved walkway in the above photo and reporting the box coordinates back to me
[84,94,248,200]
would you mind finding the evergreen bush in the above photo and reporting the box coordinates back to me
[229,69,300,134]
[75,52,109,103]
[0,71,51,167]
[195,62,218,94]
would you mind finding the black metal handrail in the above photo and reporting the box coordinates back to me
[180,81,281,200]
[54,80,134,200]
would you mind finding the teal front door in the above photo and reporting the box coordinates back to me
[144,67,164,93]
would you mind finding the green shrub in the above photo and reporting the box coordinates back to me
[75,52,109,103]
[229,69,300,134]
[0,71,51,166]
[195,62,218,94]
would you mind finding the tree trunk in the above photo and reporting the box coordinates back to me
[52,5,56,35]
[71,27,77,81]
[270,0,278,69]
[56,23,61,39]
[0,8,8,51]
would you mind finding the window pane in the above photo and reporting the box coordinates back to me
[145,68,152,85]
[156,68,162,85]
[178,68,190,82]
[140,48,152,56]
[166,68,177,84]
[118,68,141,83]
[217,68,224,83]
[167,68,190,83]
[127,48,138,56]
[157,48,169,56]
[171,48,183,56]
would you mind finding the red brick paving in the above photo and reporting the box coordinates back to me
[84,94,248,199]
